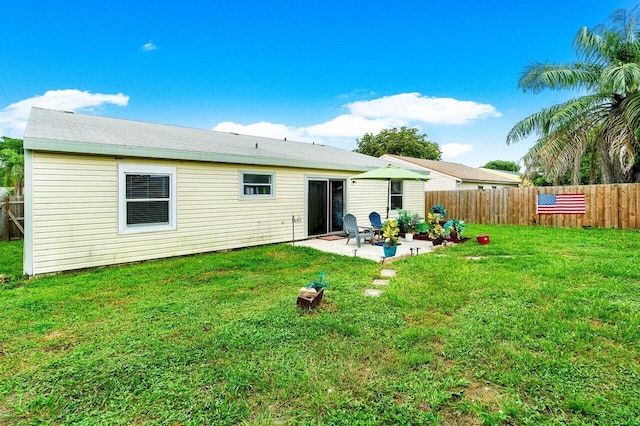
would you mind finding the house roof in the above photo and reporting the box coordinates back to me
[382,154,520,185]
[24,108,388,172]
[478,167,522,182]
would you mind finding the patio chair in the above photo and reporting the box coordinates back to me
[343,213,374,248]
[369,211,383,243]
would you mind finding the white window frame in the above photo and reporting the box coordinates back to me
[390,179,404,211]
[239,171,275,199]
[118,164,177,234]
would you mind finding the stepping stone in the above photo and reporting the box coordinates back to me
[364,289,382,297]
[380,269,396,278]
[372,279,389,286]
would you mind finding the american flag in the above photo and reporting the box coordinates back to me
[536,194,586,214]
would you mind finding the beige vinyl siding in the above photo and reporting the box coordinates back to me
[402,180,426,214]
[346,180,425,221]
[424,170,458,191]
[32,153,406,273]
[346,180,389,220]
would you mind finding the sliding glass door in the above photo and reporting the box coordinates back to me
[307,179,345,236]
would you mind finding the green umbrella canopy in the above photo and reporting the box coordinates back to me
[351,165,430,218]
[350,164,430,181]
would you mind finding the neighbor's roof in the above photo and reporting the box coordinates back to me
[24,108,387,172]
[478,167,522,182]
[382,154,521,185]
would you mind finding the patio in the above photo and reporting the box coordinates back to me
[296,235,435,262]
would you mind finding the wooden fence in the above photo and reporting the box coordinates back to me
[1,196,24,240]
[424,183,640,229]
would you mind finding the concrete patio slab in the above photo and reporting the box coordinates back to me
[296,236,434,262]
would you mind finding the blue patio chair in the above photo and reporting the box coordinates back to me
[343,213,374,248]
[369,211,384,244]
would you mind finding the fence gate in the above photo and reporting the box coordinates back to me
[1,196,24,241]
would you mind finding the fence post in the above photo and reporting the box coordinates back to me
[2,196,8,241]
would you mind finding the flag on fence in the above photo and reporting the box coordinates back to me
[536,194,586,214]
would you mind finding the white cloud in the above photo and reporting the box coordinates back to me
[142,41,157,51]
[346,92,502,125]
[304,114,401,138]
[213,92,501,151]
[441,142,474,159]
[0,89,129,137]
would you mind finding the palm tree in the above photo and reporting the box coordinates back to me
[0,137,24,196]
[507,6,640,184]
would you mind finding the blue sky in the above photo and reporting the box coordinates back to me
[1,0,636,168]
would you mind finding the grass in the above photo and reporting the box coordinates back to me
[0,224,639,425]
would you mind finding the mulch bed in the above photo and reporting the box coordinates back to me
[409,234,471,243]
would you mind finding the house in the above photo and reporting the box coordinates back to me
[22,108,425,275]
[381,154,521,191]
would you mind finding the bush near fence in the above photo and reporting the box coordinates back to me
[425,183,640,230]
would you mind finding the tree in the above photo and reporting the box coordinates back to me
[506,6,640,184]
[482,160,520,173]
[354,126,441,160]
[0,137,24,196]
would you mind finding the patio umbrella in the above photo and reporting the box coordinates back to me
[351,164,430,218]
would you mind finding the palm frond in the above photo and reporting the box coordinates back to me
[604,112,638,174]
[606,6,640,43]
[600,63,640,93]
[518,62,599,93]
[506,94,609,145]
[621,91,640,127]
[574,26,607,64]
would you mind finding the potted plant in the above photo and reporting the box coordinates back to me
[430,204,447,218]
[396,209,414,235]
[443,219,466,241]
[382,219,400,257]
[426,212,446,245]
[404,212,427,242]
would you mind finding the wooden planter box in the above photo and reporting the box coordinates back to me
[297,288,324,309]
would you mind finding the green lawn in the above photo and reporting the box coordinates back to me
[1,225,639,425]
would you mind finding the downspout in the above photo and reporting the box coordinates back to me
[23,149,33,276]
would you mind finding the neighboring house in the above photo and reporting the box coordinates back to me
[381,154,521,191]
[23,108,425,275]
[478,167,523,184]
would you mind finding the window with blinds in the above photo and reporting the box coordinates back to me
[125,174,170,225]
[118,165,176,234]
